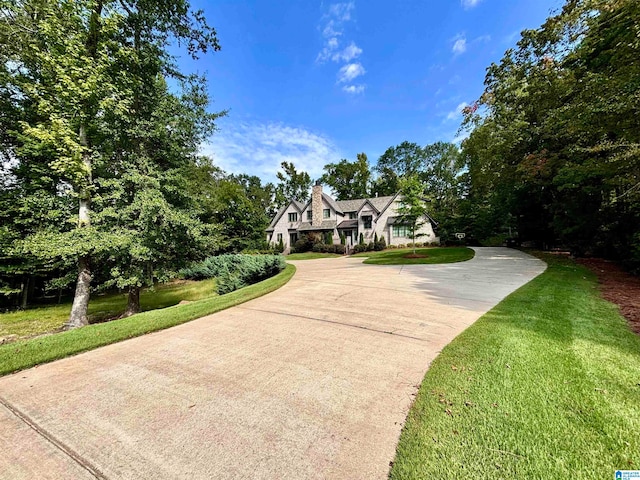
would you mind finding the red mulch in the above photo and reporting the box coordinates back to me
[577,258,640,335]
[404,253,427,259]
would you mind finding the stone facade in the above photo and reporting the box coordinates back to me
[265,184,439,253]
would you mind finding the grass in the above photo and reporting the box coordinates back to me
[286,252,343,260]
[390,253,640,479]
[0,264,295,376]
[0,278,218,340]
[353,247,475,265]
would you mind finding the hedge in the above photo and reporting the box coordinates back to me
[181,254,286,294]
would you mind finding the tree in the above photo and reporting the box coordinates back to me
[373,142,427,196]
[461,0,640,265]
[274,161,312,208]
[396,176,431,254]
[2,0,223,324]
[320,153,371,200]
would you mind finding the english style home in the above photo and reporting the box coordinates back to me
[266,182,439,253]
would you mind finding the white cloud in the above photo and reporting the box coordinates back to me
[452,36,467,55]
[337,62,365,83]
[342,84,365,94]
[201,121,342,183]
[328,2,355,22]
[461,0,482,9]
[446,102,469,121]
[331,42,362,62]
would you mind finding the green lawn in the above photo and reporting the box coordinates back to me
[0,278,218,340]
[286,252,343,260]
[353,247,474,265]
[0,264,295,376]
[390,253,640,479]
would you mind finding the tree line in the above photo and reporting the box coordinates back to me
[1,0,637,324]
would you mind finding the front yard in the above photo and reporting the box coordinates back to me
[353,247,475,265]
[390,253,640,478]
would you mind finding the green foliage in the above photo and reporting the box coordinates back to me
[311,243,345,254]
[323,231,333,244]
[180,254,286,295]
[274,161,312,208]
[374,235,386,251]
[0,265,296,376]
[291,233,320,253]
[359,232,364,245]
[461,0,640,269]
[397,175,432,253]
[340,233,346,245]
[320,153,371,200]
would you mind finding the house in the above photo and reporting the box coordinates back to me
[266,182,439,253]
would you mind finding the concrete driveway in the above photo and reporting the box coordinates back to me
[0,247,545,480]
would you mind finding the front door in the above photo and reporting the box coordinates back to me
[289,233,298,247]
[344,230,353,246]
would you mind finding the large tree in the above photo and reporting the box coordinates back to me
[274,161,312,207]
[461,0,640,265]
[320,153,371,200]
[2,0,223,324]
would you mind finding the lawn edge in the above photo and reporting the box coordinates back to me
[0,264,296,377]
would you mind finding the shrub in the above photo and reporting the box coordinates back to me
[276,238,285,253]
[181,254,286,295]
[340,233,346,245]
[324,231,333,244]
[367,242,375,251]
[352,244,368,254]
[374,236,386,251]
[398,244,406,249]
[359,233,364,245]
[292,234,318,253]
[312,243,346,254]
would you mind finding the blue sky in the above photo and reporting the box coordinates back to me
[181,0,562,184]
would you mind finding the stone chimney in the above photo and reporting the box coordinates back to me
[312,181,323,227]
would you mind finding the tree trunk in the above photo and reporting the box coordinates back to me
[67,123,92,329]
[123,286,140,317]
[20,276,29,310]
[67,255,91,329]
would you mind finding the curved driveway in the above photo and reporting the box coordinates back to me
[0,248,545,480]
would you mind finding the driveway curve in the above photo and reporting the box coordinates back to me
[0,247,545,480]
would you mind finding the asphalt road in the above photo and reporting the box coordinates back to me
[0,247,546,480]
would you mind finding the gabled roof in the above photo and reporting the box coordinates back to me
[266,199,305,230]
[302,193,343,214]
[335,195,396,214]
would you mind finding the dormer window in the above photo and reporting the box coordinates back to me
[348,212,357,219]
[288,212,298,222]
[323,209,330,219]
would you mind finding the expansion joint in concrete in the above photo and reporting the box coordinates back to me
[0,395,108,480]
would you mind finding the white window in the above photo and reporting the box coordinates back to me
[277,233,283,242]
[392,225,410,237]
[288,212,298,222]
[362,215,372,229]
[323,209,330,219]
[307,210,312,220]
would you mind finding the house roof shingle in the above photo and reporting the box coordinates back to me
[298,220,337,231]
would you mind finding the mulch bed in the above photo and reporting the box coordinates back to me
[577,258,640,335]
[404,253,427,259]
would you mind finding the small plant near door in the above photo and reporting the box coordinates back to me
[340,233,346,245]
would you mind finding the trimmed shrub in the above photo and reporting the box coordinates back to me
[181,254,286,295]
[359,233,364,245]
[352,244,368,254]
[340,233,346,245]
[312,243,346,254]
[367,241,375,251]
[374,236,386,251]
